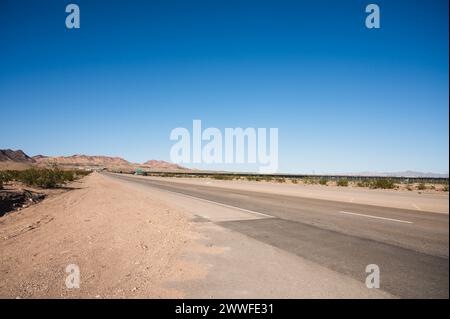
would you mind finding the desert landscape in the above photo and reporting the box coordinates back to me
[1,0,448,306]
[0,149,448,298]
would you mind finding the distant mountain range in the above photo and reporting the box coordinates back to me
[1,149,448,177]
[0,149,186,172]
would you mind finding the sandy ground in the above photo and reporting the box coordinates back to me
[132,175,449,214]
[0,172,203,298]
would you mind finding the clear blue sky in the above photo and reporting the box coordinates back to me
[0,0,448,174]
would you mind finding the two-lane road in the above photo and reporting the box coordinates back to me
[108,173,449,298]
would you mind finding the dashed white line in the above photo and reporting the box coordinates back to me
[339,211,413,224]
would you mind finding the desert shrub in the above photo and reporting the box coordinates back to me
[62,170,75,182]
[0,171,8,189]
[443,184,449,192]
[370,179,395,189]
[417,183,426,190]
[356,180,371,187]
[2,169,90,188]
[291,179,298,184]
[19,169,58,188]
[336,179,349,187]
[212,174,234,180]
[303,177,322,185]
[275,178,286,183]
[246,176,262,182]
[319,178,328,186]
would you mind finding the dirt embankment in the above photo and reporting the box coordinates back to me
[0,173,201,298]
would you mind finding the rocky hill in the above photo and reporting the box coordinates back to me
[0,149,186,172]
[33,154,132,168]
[0,149,35,163]
[141,160,185,170]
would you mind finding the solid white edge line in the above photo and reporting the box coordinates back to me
[163,189,274,219]
[339,211,413,224]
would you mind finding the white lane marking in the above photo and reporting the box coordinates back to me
[339,211,413,224]
[162,189,274,219]
[412,203,421,211]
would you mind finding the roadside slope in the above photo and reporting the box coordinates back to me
[0,172,201,298]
